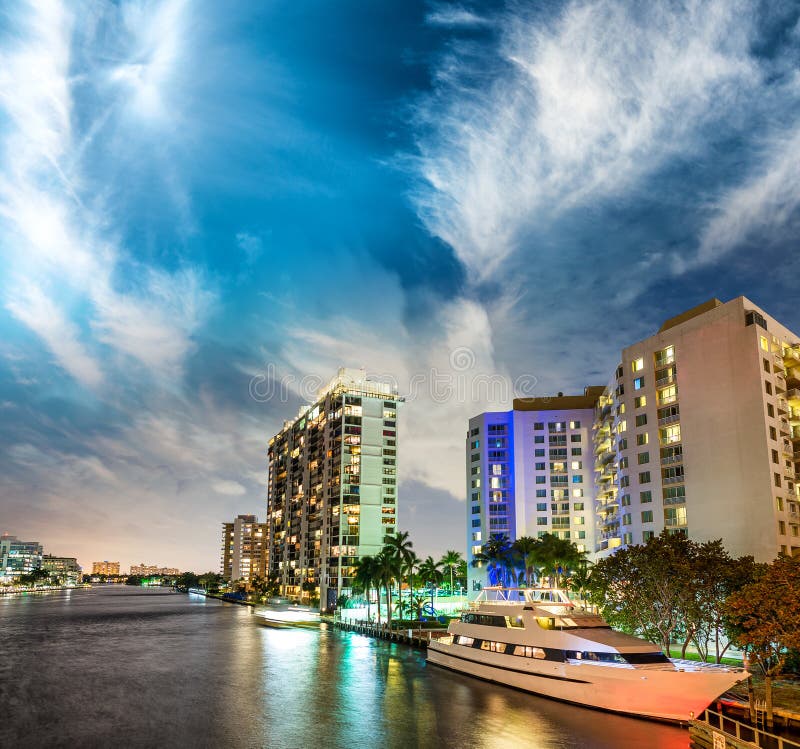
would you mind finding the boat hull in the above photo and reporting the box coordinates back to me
[427,641,745,723]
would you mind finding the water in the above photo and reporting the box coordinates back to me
[0,586,689,748]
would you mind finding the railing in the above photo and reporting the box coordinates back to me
[695,708,800,749]
[663,475,685,485]
[658,414,681,426]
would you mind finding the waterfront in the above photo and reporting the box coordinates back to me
[0,586,689,748]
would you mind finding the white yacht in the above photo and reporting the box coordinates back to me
[426,586,746,723]
[254,597,320,628]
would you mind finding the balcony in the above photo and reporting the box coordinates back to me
[664,518,688,528]
[787,388,800,405]
[658,413,680,427]
[663,475,685,485]
[663,495,686,506]
[661,454,683,466]
[656,373,676,387]
[658,394,678,406]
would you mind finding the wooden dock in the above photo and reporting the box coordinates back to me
[332,619,450,649]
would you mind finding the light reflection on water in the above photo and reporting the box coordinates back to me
[0,587,689,748]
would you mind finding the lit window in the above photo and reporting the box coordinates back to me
[571,460,581,470]
[760,335,769,352]
[632,357,644,372]
[633,377,644,390]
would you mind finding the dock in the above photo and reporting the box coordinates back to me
[331,619,450,649]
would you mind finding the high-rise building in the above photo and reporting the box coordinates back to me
[466,389,603,592]
[594,297,800,562]
[267,367,401,610]
[219,515,267,583]
[467,296,800,581]
[91,561,120,576]
[41,555,82,584]
[129,563,180,576]
[0,534,43,580]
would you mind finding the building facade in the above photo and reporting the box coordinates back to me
[0,534,43,580]
[129,564,180,576]
[467,296,800,580]
[267,368,401,610]
[466,388,603,592]
[594,297,800,562]
[91,561,120,576]
[41,555,82,584]
[219,515,267,583]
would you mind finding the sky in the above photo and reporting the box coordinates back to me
[1,0,799,574]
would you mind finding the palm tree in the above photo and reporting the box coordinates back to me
[511,536,541,586]
[537,533,584,586]
[374,549,400,628]
[471,534,511,586]
[384,531,415,620]
[418,556,443,612]
[439,550,463,596]
[567,561,593,606]
[352,556,378,622]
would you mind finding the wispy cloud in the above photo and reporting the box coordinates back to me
[426,4,492,28]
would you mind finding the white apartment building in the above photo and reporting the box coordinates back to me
[595,297,800,562]
[220,514,267,583]
[466,388,603,592]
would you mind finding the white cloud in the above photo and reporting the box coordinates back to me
[426,5,491,27]
[412,0,760,280]
[679,122,800,272]
[5,282,103,388]
[213,479,247,496]
[236,232,264,264]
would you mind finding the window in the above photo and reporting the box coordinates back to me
[622,513,632,526]
[763,358,771,373]
[470,439,480,449]
[534,422,544,430]
[472,505,480,514]
[570,434,582,443]
[640,490,652,503]
[635,395,647,408]
[767,404,775,418]
[654,346,674,367]
[623,532,633,545]
[537,503,547,512]
[621,494,631,507]
[760,335,769,352]
[573,516,585,525]
[633,377,644,390]
[571,447,582,456]
[536,476,546,485]
[638,452,649,464]
[571,460,582,470]
[618,438,628,451]
[637,433,648,446]
[660,425,681,444]
[572,475,583,484]
[471,519,481,528]
[617,420,627,433]
[766,381,773,395]
[537,517,548,526]
[535,462,546,471]
[658,384,677,405]
[775,473,782,488]
[620,456,629,469]
[535,448,545,457]
[776,497,784,511]
[536,489,546,498]
[772,449,779,464]
[642,510,653,523]
[643,531,655,542]
[639,471,651,483]
[549,422,566,432]
[620,475,630,487]
[779,521,786,535]
[574,502,584,511]
[535,436,544,444]
[572,488,583,498]
[632,357,644,372]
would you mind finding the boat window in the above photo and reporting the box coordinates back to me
[455,636,474,647]
[462,613,508,627]
[507,615,525,628]
[536,617,557,630]
[622,652,671,665]
[479,641,508,653]
[514,645,546,659]
[568,651,627,664]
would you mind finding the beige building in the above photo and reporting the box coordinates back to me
[129,564,180,576]
[42,555,82,584]
[466,389,603,592]
[594,297,799,562]
[91,561,120,576]
[220,515,267,583]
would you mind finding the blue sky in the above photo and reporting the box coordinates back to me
[1,0,799,572]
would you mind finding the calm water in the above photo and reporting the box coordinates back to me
[0,586,689,748]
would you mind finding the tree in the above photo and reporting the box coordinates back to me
[418,556,443,613]
[384,531,415,619]
[566,561,593,605]
[439,550,463,595]
[511,537,540,586]
[353,555,379,623]
[536,533,583,587]
[725,556,800,728]
[374,550,400,628]
[198,572,224,594]
[471,534,511,586]
[588,531,695,653]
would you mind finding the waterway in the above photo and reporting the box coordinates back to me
[0,586,689,748]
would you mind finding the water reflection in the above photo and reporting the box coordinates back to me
[0,588,689,748]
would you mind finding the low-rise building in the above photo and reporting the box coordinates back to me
[0,534,43,580]
[91,561,121,576]
[41,555,82,584]
[129,564,180,576]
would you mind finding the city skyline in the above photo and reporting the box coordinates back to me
[2,1,800,572]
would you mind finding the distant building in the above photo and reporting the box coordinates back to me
[41,555,82,584]
[91,561,120,576]
[129,564,180,576]
[266,367,402,609]
[220,515,267,583]
[466,388,603,592]
[0,534,43,580]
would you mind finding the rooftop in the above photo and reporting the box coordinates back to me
[513,385,605,412]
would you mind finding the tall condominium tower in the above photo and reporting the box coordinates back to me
[595,297,800,562]
[466,388,603,593]
[267,367,401,610]
[220,514,267,583]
